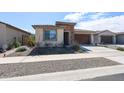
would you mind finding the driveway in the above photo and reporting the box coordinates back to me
[81,46,117,53]
[81,46,124,63]
[106,44,124,48]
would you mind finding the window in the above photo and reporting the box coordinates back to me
[44,30,57,41]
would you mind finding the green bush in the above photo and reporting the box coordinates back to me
[117,47,124,51]
[16,47,27,52]
[13,41,21,48]
[8,41,21,50]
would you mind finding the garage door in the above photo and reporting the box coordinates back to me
[74,34,91,44]
[116,35,124,44]
[101,36,113,44]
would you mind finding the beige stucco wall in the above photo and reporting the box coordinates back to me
[94,35,98,44]
[0,23,7,49]
[35,28,64,47]
[6,26,29,46]
[57,28,64,45]
[35,28,44,46]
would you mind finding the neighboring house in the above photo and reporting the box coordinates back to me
[33,21,122,47]
[0,21,31,49]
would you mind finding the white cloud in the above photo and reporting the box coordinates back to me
[64,12,107,22]
[64,12,124,32]
[89,12,106,20]
[76,15,124,32]
[64,12,85,22]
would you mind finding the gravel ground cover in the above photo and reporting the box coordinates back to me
[7,47,85,57]
[0,57,121,79]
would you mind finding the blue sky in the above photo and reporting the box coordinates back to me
[0,12,68,33]
[0,12,124,33]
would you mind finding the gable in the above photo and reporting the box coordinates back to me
[98,30,116,36]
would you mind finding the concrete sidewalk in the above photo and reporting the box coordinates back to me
[0,50,124,64]
[1,65,124,81]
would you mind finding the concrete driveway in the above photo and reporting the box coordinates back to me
[81,46,117,53]
[107,44,124,48]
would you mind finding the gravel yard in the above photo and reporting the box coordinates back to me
[0,57,121,79]
[7,47,85,57]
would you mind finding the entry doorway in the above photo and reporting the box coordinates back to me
[64,32,69,45]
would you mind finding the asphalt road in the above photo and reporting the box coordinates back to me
[81,73,124,81]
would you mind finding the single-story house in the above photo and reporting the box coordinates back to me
[0,21,31,49]
[32,21,122,47]
[32,21,76,47]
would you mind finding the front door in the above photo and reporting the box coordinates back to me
[64,32,69,45]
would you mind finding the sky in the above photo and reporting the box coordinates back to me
[0,12,124,34]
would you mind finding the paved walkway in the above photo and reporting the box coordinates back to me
[0,48,17,57]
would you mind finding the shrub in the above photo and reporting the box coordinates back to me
[13,41,21,48]
[117,47,124,51]
[72,44,80,51]
[16,47,27,52]
[8,41,21,50]
[26,36,35,47]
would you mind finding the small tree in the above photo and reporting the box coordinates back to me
[26,35,35,47]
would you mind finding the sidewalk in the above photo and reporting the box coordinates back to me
[0,50,124,64]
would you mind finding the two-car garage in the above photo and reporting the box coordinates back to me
[75,34,114,44]
[74,34,91,44]
[101,36,113,44]
[74,29,97,44]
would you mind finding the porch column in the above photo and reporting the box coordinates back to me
[91,34,94,45]
[113,35,116,44]
[98,35,101,44]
